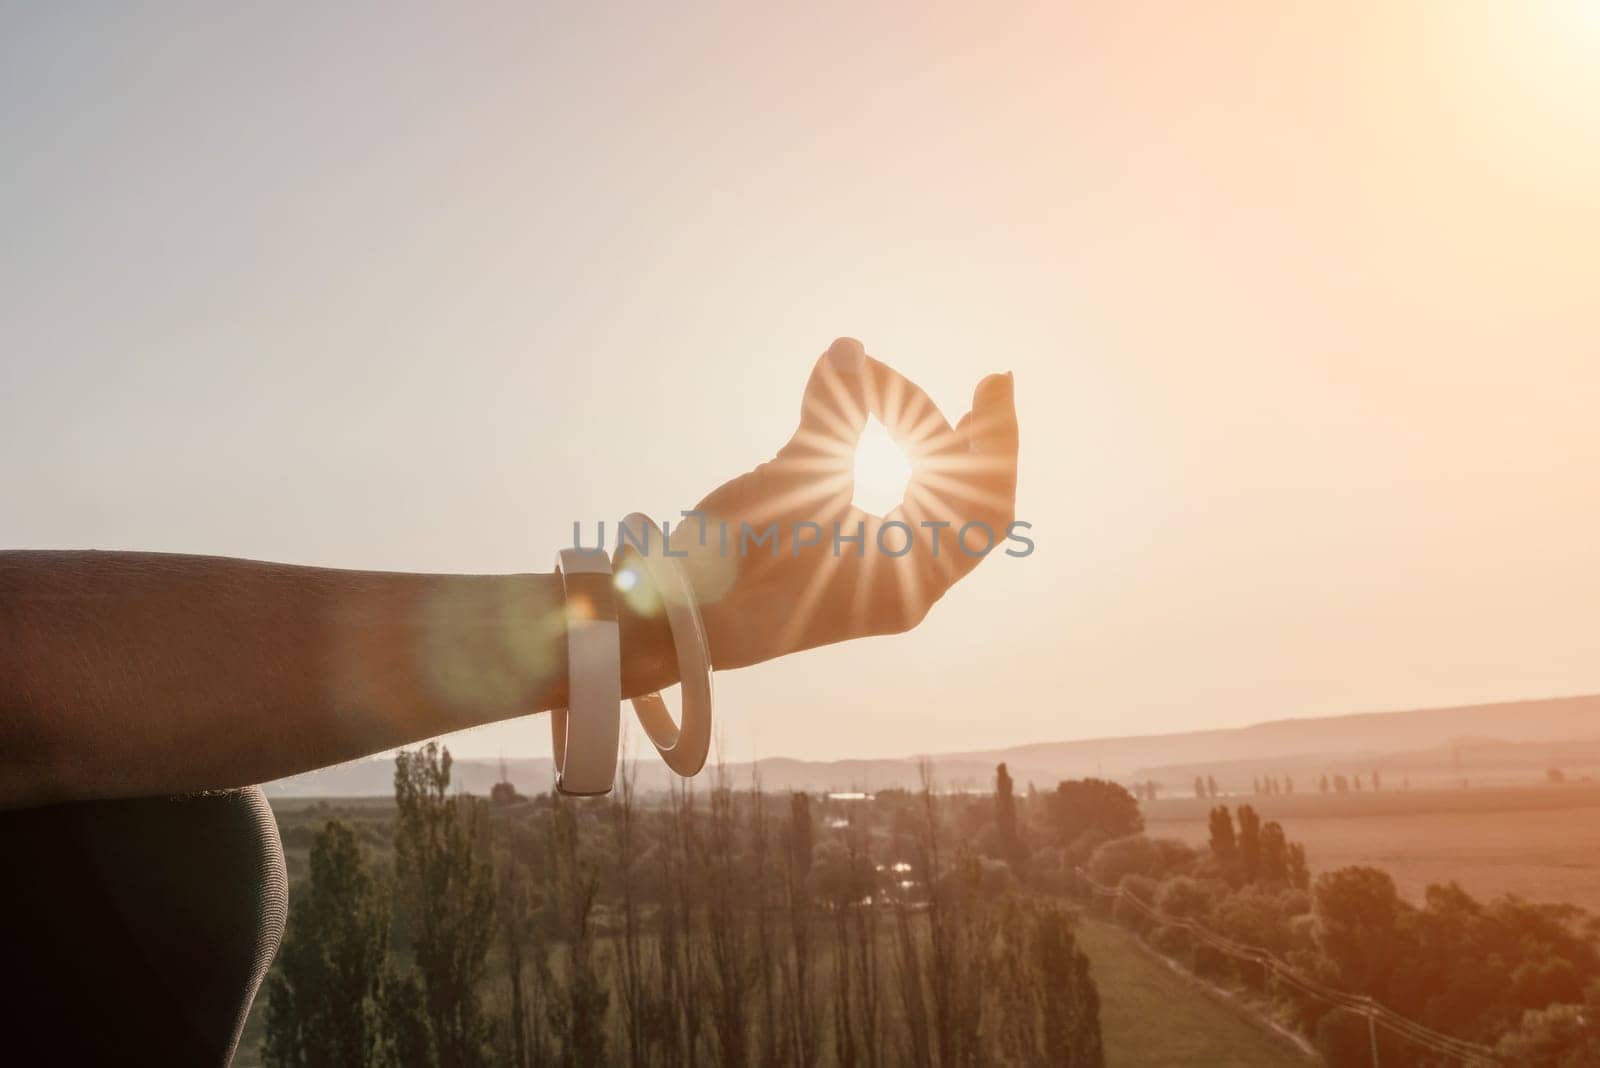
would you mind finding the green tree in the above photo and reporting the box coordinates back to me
[1236,804,1261,882]
[262,820,390,1068]
[1049,778,1143,850]
[995,762,1026,872]
[1287,842,1310,891]
[546,792,609,1068]
[1258,819,1289,885]
[784,791,821,1066]
[1312,866,1413,1004]
[391,743,497,1068]
[380,968,434,1067]
[704,773,751,1068]
[1398,881,1599,1042]
[494,811,553,1068]
[1206,806,1236,863]
[1497,981,1600,1067]
[990,901,1105,1067]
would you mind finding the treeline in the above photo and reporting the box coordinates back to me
[261,746,1104,1067]
[1052,784,1600,1066]
[1179,771,1397,797]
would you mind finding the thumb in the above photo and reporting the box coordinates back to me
[967,371,1018,465]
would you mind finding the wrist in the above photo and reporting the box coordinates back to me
[616,568,678,698]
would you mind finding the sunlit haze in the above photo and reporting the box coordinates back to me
[852,418,914,517]
[3,3,1598,763]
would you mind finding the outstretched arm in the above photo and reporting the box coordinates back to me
[0,552,676,807]
[0,339,1018,809]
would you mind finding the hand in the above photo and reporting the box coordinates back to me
[656,337,1020,672]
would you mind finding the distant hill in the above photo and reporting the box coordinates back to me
[1136,736,1600,792]
[952,694,1600,780]
[264,693,1600,798]
[265,757,560,799]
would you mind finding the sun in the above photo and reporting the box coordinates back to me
[852,416,913,516]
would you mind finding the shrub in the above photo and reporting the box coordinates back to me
[1088,835,1158,886]
[1066,829,1110,868]
[1287,913,1317,955]
[1212,885,1298,958]
[1025,844,1075,896]
[1277,888,1311,918]
[1114,874,1158,935]
[1496,1001,1600,1067]
[1150,837,1199,877]
[1154,876,1216,922]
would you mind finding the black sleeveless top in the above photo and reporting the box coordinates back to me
[1,787,286,1065]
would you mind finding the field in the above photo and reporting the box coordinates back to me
[1074,920,1313,1067]
[1143,783,1600,911]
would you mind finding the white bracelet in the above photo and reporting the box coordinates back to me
[550,547,621,796]
[616,512,714,777]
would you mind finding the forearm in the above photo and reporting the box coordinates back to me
[0,551,673,808]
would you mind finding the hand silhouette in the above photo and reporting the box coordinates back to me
[626,338,1019,673]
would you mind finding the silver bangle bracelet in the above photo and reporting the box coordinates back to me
[616,512,714,778]
[550,547,622,796]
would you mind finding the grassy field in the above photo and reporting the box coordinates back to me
[1075,920,1314,1067]
[1144,783,1600,911]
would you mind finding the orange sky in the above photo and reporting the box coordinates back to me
[2,3,1598,762]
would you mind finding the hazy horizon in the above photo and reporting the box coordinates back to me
[273,689,1600,775]
[4,3,1599,762]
